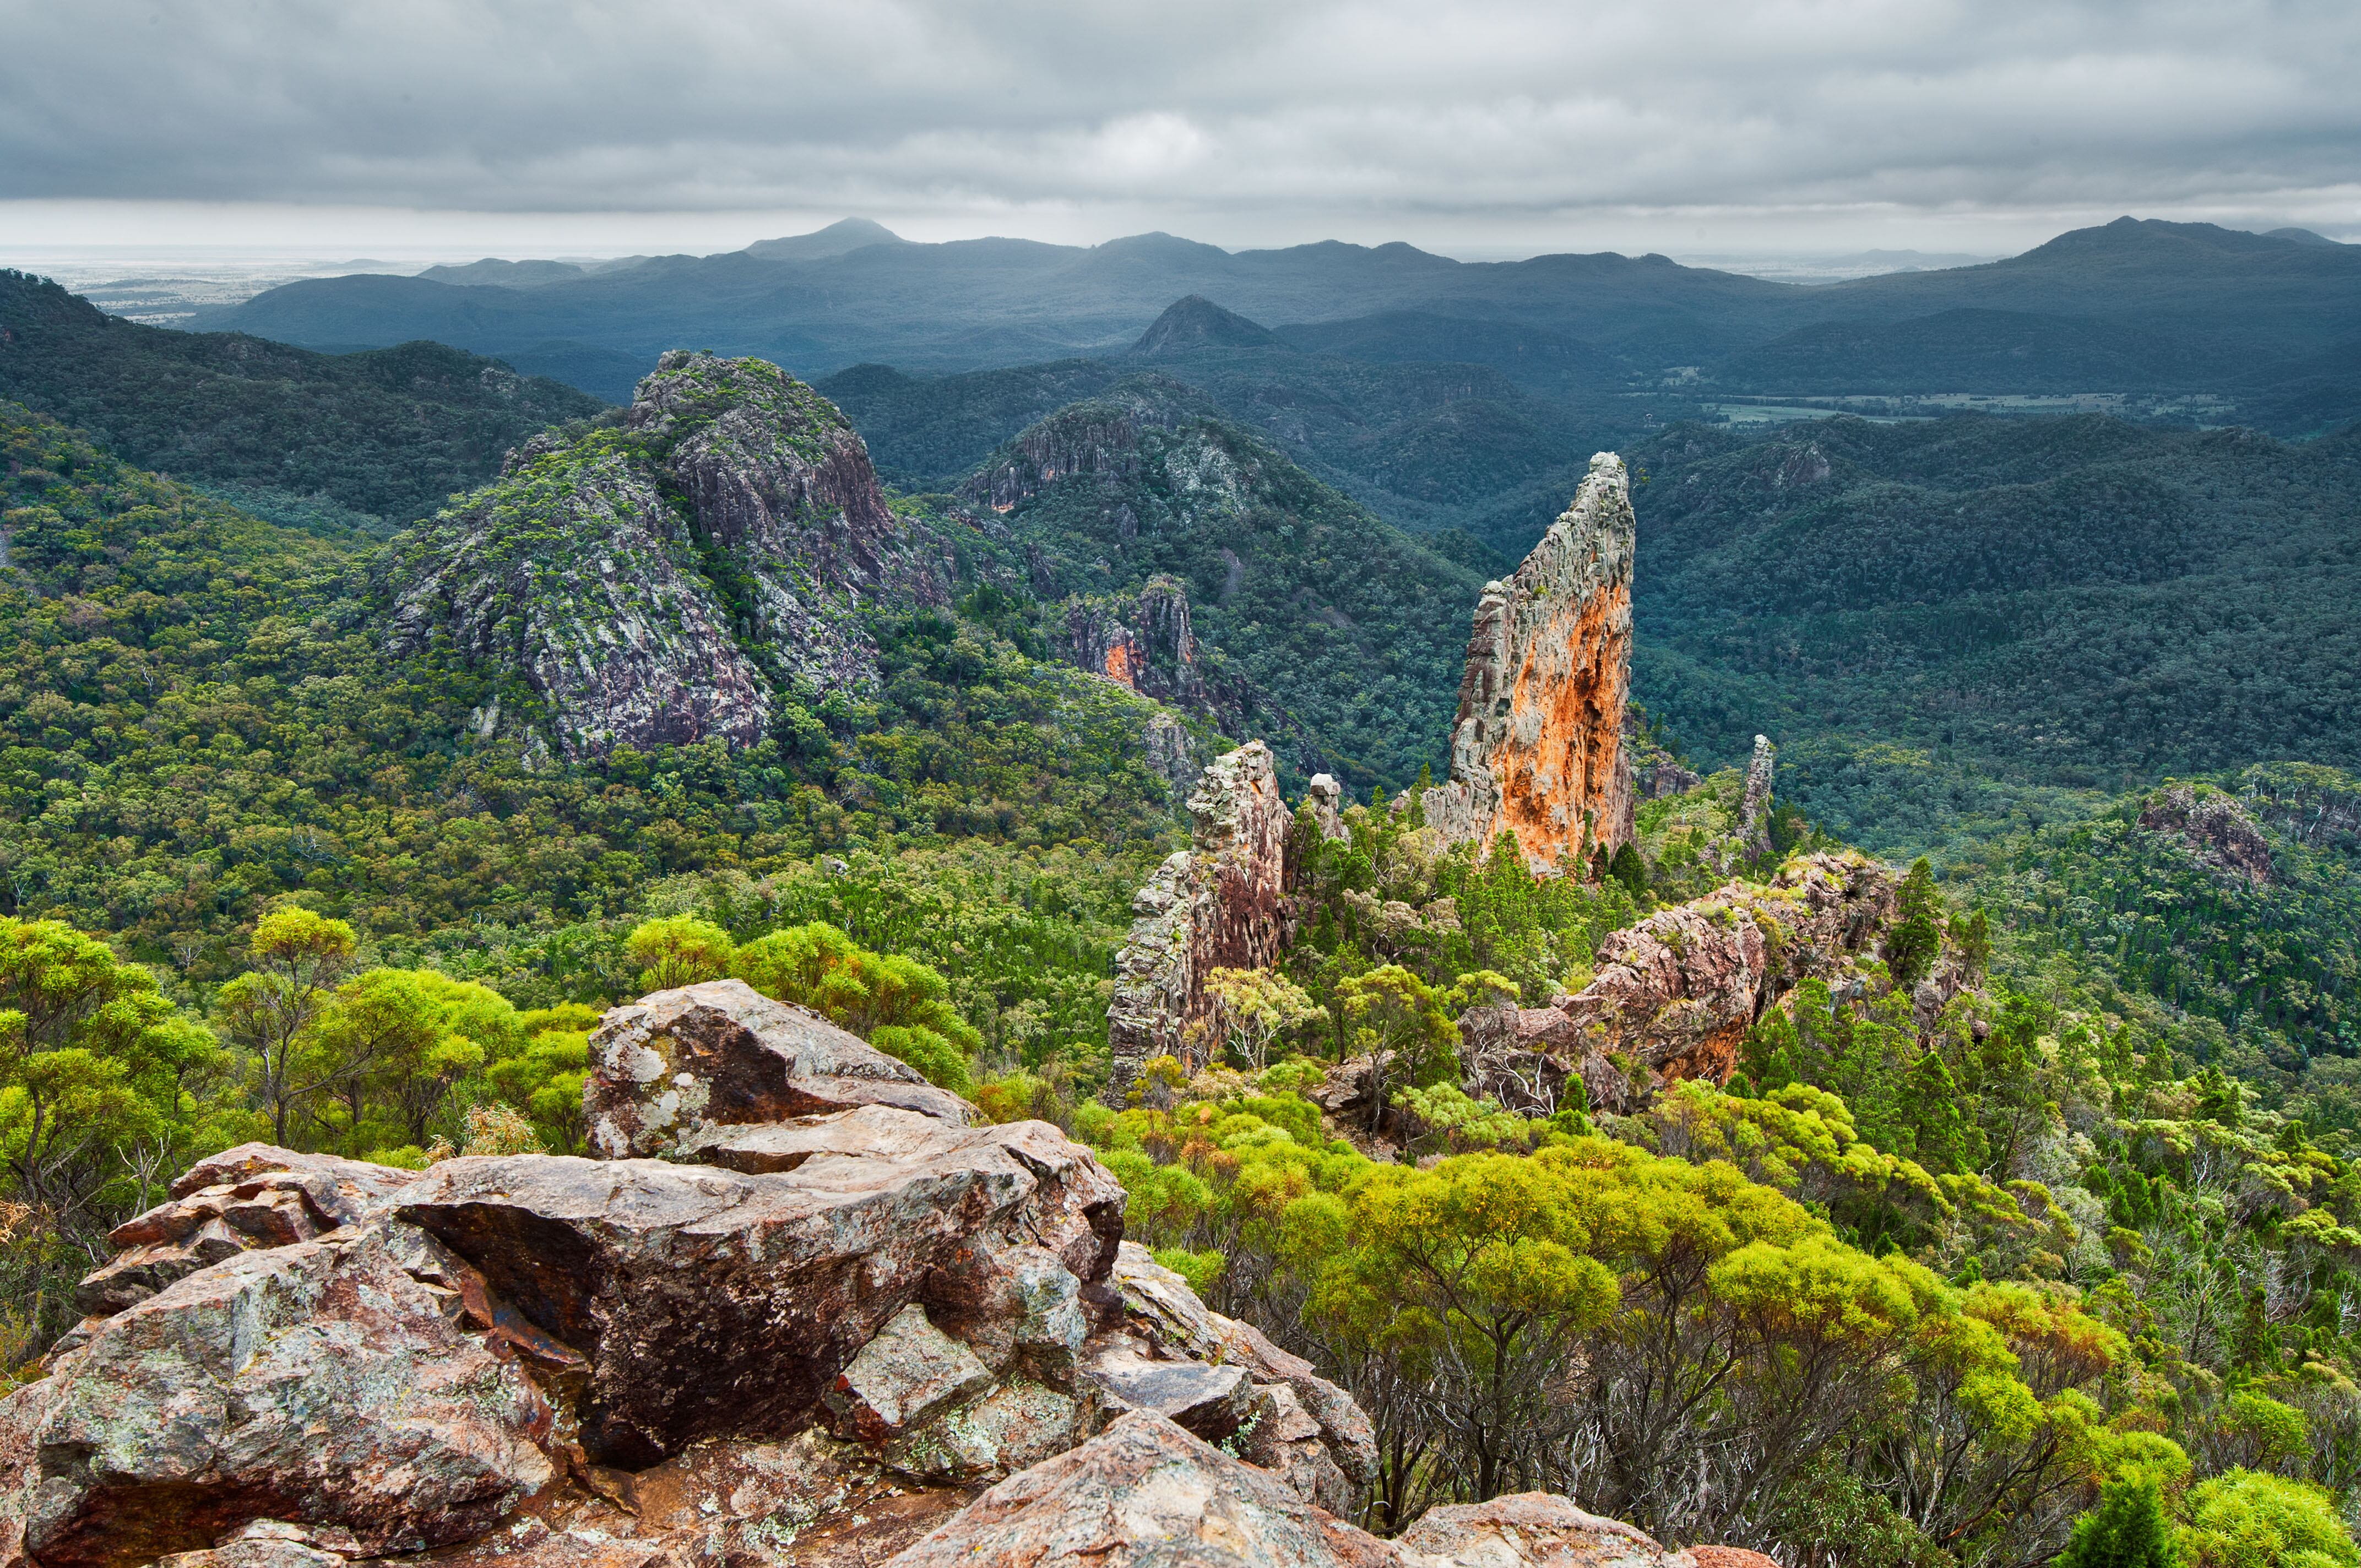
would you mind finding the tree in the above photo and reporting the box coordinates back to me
[1311,1151,1620,1513]
[214,908,358,1145]
[1887,857,1944,988]
[1203,967,1321,1071]
[1334,964,1458,1133]
[2058,1477,2181,1568]
[626,916,735,992]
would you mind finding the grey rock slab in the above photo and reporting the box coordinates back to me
[585,979,970,1162]
[823,1303,995,1441]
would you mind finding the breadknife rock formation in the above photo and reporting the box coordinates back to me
[384,351,945,761]
[1104,742,1294,1106]
[1422,453,1636,869]
[585,977,972,1159]
[1500,851,1898,1113]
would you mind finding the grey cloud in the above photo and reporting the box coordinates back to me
[4,0,2359,238]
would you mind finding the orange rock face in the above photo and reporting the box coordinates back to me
[1424,453,1635,869]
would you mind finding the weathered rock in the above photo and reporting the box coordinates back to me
[1738,736,1776,854]
[881,1378,1088,1484]
[823,1304,996,1442]
[395,1109,1124,1466]
[76,1144,422,1316]
[1104,744,1294,1105]
[1110,1242,1376,1505]
[1687,1550,1778,1568]
[1305,774,1348,840]
[1399,1492,1699,1568]
[386,352,942,761]
[889,1412,1402,1568]
[1515,853,1897,1113]
[18,1225,555,1566]
[2140,783,2275,886]
[1421,454,1636,870]
[1082,1342,1255,1436]
[585,979,970,1160]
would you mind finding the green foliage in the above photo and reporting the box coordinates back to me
[0,272,603,521]
[728,919,983,1092]
[2179,1469,2357,1567]
[981,384,1483,788]
[1890,857,1944,986]
[627,916,734,992]
[2058,1475,2181,1568]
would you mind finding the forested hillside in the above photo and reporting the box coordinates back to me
[0,270,604,525]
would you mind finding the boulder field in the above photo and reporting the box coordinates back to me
[0,983,1716,1568]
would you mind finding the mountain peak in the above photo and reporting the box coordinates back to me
[743,218,909,262]
[1131,296,1279,355]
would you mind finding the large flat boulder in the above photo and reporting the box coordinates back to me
[395,1109,1125,1466]
[585,979,970,1159]
[12,1225,554,1567]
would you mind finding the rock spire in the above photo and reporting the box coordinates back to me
[1421,453,1636,869]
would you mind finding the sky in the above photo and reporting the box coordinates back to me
[4,0,2359,265]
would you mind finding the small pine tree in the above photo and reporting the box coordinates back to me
[1609,842,1648,900]
[2057,1476,2179,1568]
[1887,857,1943,987]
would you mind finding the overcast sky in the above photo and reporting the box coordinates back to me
[4,0,2358,262]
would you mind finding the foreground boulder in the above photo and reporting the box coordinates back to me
[585,978,971,1159]
[892,1412,1399,1568]
[398,1109,1122,1466]
[12,1226,553,1565]
[1401,1493,1701,1568]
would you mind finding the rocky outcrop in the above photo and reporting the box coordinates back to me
[1104,744,1294,1105]
[68,1143,421,1323]
[15,1223,556,1564]
[585,978,971,1159]
[1738,736,1776,854]
[895,1414,1702,1568]
[2140,783,2275,886]
[1401,1493,1702,1568]
[1108,1243,1375,1513]
[1511,852,1898,1113]
[385,352,943,761]
[959,384,1207,516]
[1421,454,1635,870]
[397,1110,1122,1468]
[8,1086,1421,1562]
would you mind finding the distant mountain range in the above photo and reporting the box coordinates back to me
[176,219,2355,415]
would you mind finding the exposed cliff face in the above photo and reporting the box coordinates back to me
[1422,453,1636,869]
[384,351,944,761]
[1104,743,1295,1105]
[1494,851,1899,1114]
[2141,782,2275,886]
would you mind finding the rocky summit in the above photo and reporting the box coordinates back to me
[0,976,1722,1568]
[382,351,946,761]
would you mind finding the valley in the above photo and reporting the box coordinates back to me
[3,210,2360,1567]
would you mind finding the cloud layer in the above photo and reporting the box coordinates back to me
[7,0,2358,249]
